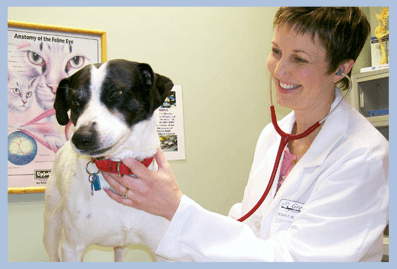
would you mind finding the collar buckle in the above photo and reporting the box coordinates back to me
[116,161,123,178]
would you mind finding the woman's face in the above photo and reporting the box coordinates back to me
[267,25,336,114]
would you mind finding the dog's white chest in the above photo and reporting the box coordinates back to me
[49,141,169,249]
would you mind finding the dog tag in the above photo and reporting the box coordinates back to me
[89,173,101,195]
[92,173,101,191]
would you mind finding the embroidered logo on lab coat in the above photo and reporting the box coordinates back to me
[277,199,304,222]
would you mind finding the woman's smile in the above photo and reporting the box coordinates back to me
[278,80,302,94]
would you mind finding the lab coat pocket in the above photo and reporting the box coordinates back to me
[269,220,292,238]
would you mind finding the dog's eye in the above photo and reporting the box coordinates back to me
[71,100,80,107]
[110,90,123,99]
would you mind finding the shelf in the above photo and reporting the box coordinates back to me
[351,68,389,141]
[351,68,389,112]
[367,115,389,127]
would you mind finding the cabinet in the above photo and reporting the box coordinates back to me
[350,68,389,140]
[350,68,389,261]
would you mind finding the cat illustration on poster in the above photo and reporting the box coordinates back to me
[8,39,91,154]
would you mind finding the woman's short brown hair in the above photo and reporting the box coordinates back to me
[274,7,370,90]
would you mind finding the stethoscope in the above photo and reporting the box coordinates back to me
[237,70,352,222]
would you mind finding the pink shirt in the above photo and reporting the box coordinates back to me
[275,147,301,195]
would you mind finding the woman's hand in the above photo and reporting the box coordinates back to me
[102,148,183,221]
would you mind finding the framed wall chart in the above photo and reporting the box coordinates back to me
[7,21,107,194]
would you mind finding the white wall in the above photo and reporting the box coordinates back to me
[8,7,277,262]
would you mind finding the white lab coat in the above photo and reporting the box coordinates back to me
[155,89,389,262]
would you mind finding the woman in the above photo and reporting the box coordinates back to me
[103,7,389,261]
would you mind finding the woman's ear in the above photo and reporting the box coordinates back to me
[335,59,354,82]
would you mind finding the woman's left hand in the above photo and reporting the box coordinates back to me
[102,148,183,221]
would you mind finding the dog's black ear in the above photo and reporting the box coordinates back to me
[54,78,70,126]
[153,73,174,110]
[138,63,155,89]
[138,63,174,112]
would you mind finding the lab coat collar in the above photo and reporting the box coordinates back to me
[305,88,349,168]
[275,88,349,169]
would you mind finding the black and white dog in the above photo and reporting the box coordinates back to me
[43,59,173,262]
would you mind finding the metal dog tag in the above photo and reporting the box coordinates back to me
[86,159,101,196]
[89,173,101,195]
[92,173,101,191]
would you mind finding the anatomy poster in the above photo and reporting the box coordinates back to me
[7,22,105,192]
[156,85,186,160]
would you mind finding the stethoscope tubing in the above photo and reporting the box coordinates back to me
[237,73,351,222]
[237,106,320,222]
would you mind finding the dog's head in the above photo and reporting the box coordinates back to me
[54,59,173,158]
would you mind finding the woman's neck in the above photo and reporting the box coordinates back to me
[288,91,335,157]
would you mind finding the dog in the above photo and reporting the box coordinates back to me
[43,59,173,262]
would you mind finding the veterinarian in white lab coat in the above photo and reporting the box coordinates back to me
[103,7,389,262]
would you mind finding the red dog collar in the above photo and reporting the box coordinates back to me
[93,157,154,177]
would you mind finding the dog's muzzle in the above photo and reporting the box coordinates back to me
[72,124,98,151]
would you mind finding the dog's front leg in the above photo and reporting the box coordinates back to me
[43,174,63,262]
[61,241,85,262]
[114,246,129,262]
[43,203,62,262]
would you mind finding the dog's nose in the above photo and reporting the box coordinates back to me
[72,125,97,150]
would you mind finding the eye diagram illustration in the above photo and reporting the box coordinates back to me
[8,131,38,166]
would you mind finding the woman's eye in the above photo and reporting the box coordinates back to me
[110,90,123,99]
[294,57,308,63]
[272,48,281,56]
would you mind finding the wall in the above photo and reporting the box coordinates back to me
[8,6,277,262]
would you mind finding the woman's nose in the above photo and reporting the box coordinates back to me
[273,58,290,79]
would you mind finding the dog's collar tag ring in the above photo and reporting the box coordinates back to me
[86,160,101,196]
